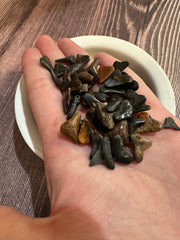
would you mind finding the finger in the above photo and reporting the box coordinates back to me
[22,36,92,206]
[94,52,179,123]
[34,35,91,159]
[22,37,71,199]
[36,35,65,63]
[58,38,93,63]
[21,44,65,145]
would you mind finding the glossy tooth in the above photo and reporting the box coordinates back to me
[98,66,114,83]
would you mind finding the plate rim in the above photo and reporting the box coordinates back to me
[15,76,43,159]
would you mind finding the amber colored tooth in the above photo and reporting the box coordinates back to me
[78,119,91,144]
[98,66,114,83]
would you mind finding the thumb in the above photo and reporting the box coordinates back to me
[0,206,51,240]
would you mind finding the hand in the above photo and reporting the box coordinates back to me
[0,35,180,240]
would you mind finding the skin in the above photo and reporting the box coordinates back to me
[0,35,180,240]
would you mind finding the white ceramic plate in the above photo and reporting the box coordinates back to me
[15,35,176,159]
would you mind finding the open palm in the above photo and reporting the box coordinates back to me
[0,35,180,240]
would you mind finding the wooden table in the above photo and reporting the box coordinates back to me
[0,0,179,217]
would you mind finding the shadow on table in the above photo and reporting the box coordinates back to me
[13,121,50,217]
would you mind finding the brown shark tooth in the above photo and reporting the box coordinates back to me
[60,112,81,143]
[130,133,152,163]
[134,112,163,134]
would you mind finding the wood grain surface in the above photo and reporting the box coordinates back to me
[0,0,179,217]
